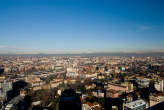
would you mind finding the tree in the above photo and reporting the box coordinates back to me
[98,98,105,106]
[77,85,86,94]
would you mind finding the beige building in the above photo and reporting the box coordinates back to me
[149,94,164,107]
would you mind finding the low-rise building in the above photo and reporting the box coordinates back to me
[155,79,164,92]
[149,94,164,107]
[106,89,120,98]
[136,78,150,88]
[107,83,128,93]
[124,99,146,110]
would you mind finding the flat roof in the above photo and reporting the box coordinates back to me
[124,99,146,109]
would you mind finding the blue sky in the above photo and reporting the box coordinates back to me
[0,0,164,54]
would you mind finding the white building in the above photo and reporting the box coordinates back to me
[81,73,98,79]
[5,104,13,110]
[0,80,12,100]
[124,99,146,110]
[66,68,78,78]
[136,78,151,88]
[155,80,164,92]
[82,104,92,110]
[92,89,105,98]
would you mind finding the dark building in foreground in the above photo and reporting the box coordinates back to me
[0,67,4,75]
[59,89,82,110]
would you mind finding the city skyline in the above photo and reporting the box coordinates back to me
[0,0,164,54]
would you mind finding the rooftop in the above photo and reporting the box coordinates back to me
[125,99,146,109]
